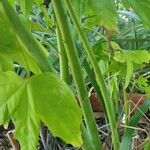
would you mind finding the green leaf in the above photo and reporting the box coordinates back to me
[92,42,109,62]
[71,0,85,21]
[86,0,118,30]
[114,50,150,88]
[144,139,150,150]
[0,71,82,149]
[111,41,122,51]
[109,61,126,78]
[0,54,13,71]
[34,0,43,5]
[144,86,150,97]
[114,50,150,64]
[114,51,126,63]
[124,0,150,28]
[125,61,133,88]
[7,0,15,6]
[111,50,147,83]
[136,76,148,87]
[19,0,33,17]
[130,50,150,64]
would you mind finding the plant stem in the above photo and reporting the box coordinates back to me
[63,1,119,149]
[1,0,55,73]
[76,44,106,112]
[56,27,70,84]
[123,86,130,125]
[52,1,102,149]
[7,131,20,150]
[81,124,94,150]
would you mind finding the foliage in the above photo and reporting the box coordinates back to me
[0,0,150,150]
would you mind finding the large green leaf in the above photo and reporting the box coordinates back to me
[0,71,82,150]
[0,54,13,71]
[85,0,118,30]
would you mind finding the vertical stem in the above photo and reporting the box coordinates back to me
[63,1,119,149]
[123,86,130,125]
[52,1,102,150]
[76,45,106,112]
[81,124,94,150]
[133,20,138,50]
[56,27,70,84]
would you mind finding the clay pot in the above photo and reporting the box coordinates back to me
[90,93,102,112]
[90,92,147,113]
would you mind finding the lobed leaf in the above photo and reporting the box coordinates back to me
[0,71,82,150]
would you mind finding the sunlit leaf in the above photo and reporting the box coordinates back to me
[0,54,13,71]
[130,50,150,64]
[0,71,82,150]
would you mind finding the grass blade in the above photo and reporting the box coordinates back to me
[120,99,150,150]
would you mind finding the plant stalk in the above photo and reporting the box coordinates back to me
[52,1,102,149]
[76,44,106,113]
[56,27,70,84]
[63,1,119,149]
[123,86,130,125]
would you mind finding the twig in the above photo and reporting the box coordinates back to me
[7,130,20,150]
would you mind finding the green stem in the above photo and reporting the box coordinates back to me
[52,1,102,150]
[123,86,130,125]
[81,124,94,150]
[76,44,106,112]
[1,0,55,73]
[56,27,70,84]
[63,1,119,149]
